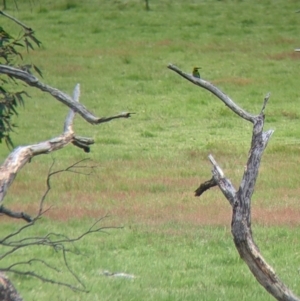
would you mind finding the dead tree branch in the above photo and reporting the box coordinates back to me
[0,83,131,206]
[0,158,119,292]
[0,216,115,292]
[0,81,128,296]
[0,13,132,298]
[194,177,216,197]
[0,206,32,222]
[168,64,300,301]
[0,65,133,125]
[0,10,32,32]
[167,64,255,122]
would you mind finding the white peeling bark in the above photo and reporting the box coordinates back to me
[0,82,131,207]
[0,84,79,205]
[0,78,132,297]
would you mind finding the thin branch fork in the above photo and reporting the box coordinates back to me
[0,157,118,293]
[0,216,119,293]
[168,64,300,301]
[0,13,132,299]
[0,82,126,294]
[204,121,297,301]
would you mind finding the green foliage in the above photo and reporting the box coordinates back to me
[0,13,41,147]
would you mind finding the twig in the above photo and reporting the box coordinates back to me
[72,137,94,153]
[260,92,271,114]
[0,268,87,292]
[38,158,98,219]
[194,177,217,197]
[0,10,32,31]
[62,249,86,289]
[0,205,33,222]
[0,212,119,291]
[0,160,117,295]
[4,259,60,273]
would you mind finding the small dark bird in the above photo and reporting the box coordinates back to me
[192,67,201,78]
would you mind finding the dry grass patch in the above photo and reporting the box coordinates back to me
[267,51,300,61]
[5,188,300,228]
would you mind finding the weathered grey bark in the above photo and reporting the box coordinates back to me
[168,63,300,301]
[0,10,133,298]
[0,65,131,125]
[0,273,23,301]
[0,83,131,206]
[0,81,131,298]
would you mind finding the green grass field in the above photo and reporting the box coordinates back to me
[2,0,300,300]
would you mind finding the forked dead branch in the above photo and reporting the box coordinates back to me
[0,10,132,300]
[168,63,300,301]
[0,83,132,209]
[0,81,131,299]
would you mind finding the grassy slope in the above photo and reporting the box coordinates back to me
[1,0,300,300]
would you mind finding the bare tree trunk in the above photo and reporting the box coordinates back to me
[145,0,150,11]
[168,64,300,301]
[0,273,23,301]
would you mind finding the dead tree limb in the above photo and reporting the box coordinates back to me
[0,65,132,125]
[0,12,132,299]
[0,158,118,293]
[168,64,300,301]
[0,82,128,297]
[0,206,32,222]
[167,64,255,122]
[194,177,216,197]
[0,83,131,206]
[0,214,115,292]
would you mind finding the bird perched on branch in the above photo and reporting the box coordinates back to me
[192,67,201,78]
